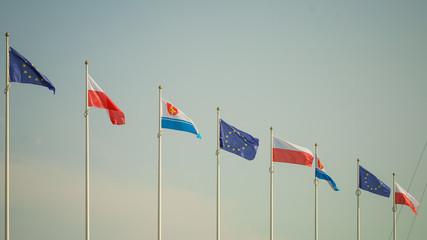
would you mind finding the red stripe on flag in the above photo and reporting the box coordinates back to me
[273,148,313,166]
[88,90,125,125]
[395,192,418,215]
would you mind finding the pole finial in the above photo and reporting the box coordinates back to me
[357,158,360,163]
[270,126,273,131]
[5,32,9,37]
[85,60,88,65]
[159,85,162,90]
[315,143,318,147]
[393,172,395,176]
[217,107,220,111]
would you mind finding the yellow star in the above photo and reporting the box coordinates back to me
[366,173,369,176]
[229,131,231,134]
[23,64,26,67]
[244,139,247,142]
[245,144,247,146]
[233,130,236,132]
[31,64,34,66]
[227,145,230,148]
[226,135,228,138]
[365,177,367,179]
[232,148,235,151]
[365,181,367,184]
[375,188,377,190]
[225,140,228,143]
[41,79,44,81]
[370,188,373,190]
[242,135,244,137]
[367,185,370,188]
[242,147,245,150]
[237,149,240,151]
[28,75,31,79]
[24,70,27,74]
[35,78,38,81]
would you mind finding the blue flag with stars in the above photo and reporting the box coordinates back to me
[9,47,55,93]
[219,119,259,160]
[359,165,390,197]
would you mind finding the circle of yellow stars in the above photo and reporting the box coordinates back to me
[225,129,248,152]
[22,61,44,82]
[364,173,383,191]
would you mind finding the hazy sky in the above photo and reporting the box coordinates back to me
[1,1,427,239]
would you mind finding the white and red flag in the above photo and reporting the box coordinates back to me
[272,136,313,166]
[88,75,125,125]
[395,182,420,215]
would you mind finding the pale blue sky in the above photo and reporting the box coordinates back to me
[0,1,427,239]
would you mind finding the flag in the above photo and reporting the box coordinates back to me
[395,182,420,215]
[161,98,201,138]
[88,75,125,125]
[9,47,55,93]
[315,157,339,191]
[359,165,390,197]
[272,136,313,166]
[219,119,259,160]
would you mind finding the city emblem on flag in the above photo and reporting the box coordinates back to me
[167,102,178,116]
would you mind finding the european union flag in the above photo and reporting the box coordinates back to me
[219,119,259,160]
[359,165,390,197]
[9,47,55,93]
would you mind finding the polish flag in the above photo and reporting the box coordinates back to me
[88,75,125,125]
[273,136,313,166]
[395,182,420,215]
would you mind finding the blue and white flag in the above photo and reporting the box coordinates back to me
[315,156,339,191]
[161,98,201,138]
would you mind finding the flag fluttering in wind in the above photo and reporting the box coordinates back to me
[88,75,125,125]
[272,136,313,166]
[359,165,390,197]
[9,47,55,93]
[219,119,259,160]
[161,98,201,138]
[395,182,420,215]
[315,157,339,191]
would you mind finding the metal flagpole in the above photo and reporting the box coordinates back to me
[4,32,10,240]
[314,143,319,240]
[157,85,162,240]
[356,159,361,240]
[216,107,220,240]
[393,173,396,240]
[84,61,90,240]
[270,127,274,240]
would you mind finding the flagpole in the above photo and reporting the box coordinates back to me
[84,60,90,240]
[4,32,10,240]
[314,143,319,240]
[356,159,360,240]
[157,85,162,240]
[216,107,220,240]
[270,127,274,240]
[393,173,396,240]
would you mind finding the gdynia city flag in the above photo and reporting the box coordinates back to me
[9,47,55,93]
[161,98,201,138]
